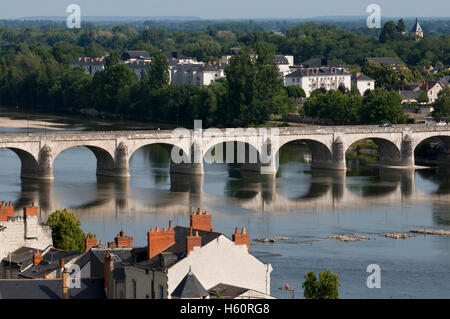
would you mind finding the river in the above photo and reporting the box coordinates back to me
[0,109,449,299]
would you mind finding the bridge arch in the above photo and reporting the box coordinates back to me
[345,137,402,165]
[276,139,333,170]
[53,144,116,178]
[413,134,450,166]
[0,147,39,179]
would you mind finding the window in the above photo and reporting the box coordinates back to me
[131,279,136,299]
[159,285,164,299]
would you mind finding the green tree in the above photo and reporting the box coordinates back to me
[302,270,341,299]
[46,209,85,252]
[286,85,306,98]
[379,21,399,43]
[144,51,169,90]
[418,90,429,104]
[361,88,407,124]
[433,86,450,120]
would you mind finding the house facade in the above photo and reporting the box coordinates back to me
[285,67,352,97]
[170,63,225,86]
[352,73,376,95]
[121,209,273,299]
[0,203,52,262]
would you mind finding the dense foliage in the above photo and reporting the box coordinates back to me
[304,88,408,124]
[302,270,341,299]
[46,209,85,252]
[0,21,448,127]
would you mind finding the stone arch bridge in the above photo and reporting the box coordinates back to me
[0,124,449,180]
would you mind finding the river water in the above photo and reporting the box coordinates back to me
[0,111,449,299]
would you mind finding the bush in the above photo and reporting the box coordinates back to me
[46,209,85,252]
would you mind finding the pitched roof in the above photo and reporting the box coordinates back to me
[400,90,420,101]
[286,67,350,78]
[124,50,150,59]
[274,55,289,65]
[19,248,81,279]
[299,58,339,68]
[365,57,398,66]
[75,248,133,278]
[171,270,208,298]
[0,278,106,299]
[207,283,250,299]
[127,226,222,270]
[1,246,42,268]
[353,73,374,81]
[440,76,450,87]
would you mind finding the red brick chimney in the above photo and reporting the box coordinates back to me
[0,201,14,221]
[190,208,212,232]
[85,234,97,252]
[59,258,65,269]
[33,251,43,266]
[147,221,175,259]
[23,202,38,217]
[232,227,250,251]
[108,229,133,248]
[186,227,202,255]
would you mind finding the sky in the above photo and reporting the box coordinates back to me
[0,0,449,19]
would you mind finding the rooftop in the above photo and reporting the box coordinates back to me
[0,278,106,299]
[171,269,208,298]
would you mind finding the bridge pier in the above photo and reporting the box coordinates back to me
[312,138,347,171]
[21,145,54,180]
[169,142,204,175]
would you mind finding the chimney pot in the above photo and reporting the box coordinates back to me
[169,220,173,231]
[59,258,65,269]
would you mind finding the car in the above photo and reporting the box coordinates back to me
[379,123,392,127]
[436,121,447,126]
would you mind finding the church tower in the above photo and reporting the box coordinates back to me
[411,18,424,38]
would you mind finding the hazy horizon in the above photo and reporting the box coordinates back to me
[1,0,449,20]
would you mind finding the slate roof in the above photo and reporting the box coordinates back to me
[1,246,42,269]
[400,90,420,101]
[172,63,225,72]
[20,248,81,279]
[286,67,349,78]
[365,57,398,66]
[127,226,222,270]
[75,248,133,278]
[352,73,374,81]
[171,270,208,298]
[274,55,289,65]
[208,283,250,299]
[124,50,150,59]
[440,76,450,87]
[0,278,106,299]
[299,58,339,68]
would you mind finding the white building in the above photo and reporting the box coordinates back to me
[121,209,273,299]
[221,47,257,64]
[0,203,52,261]
[411,18,424,38]
[124,60,151,80]
[170,63,225,86]
[352,73,376,95]
[70,57,105,76]
[274,55,295,78]
[285,67,352,97]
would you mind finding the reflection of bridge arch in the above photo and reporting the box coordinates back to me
[12,168,450,221]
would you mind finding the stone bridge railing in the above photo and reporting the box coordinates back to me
[0,124,449,180]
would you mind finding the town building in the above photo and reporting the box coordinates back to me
[400,79,445,104]
[411,18,424,38]
[163,51,199,65]
[365,57,399,68]
[352,73,376,96]
[170,63,226,86]
[298,58,340,68]
[274,55,295,78]
[121,208,273,299]
[122,50,150,60]
[221,47,257,64]
[70,57,105,76]
[0,276,106,299]
[285,67,352,97]
[0,203,52,263]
